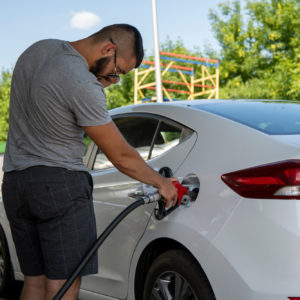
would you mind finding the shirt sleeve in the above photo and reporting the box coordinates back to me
[69,80,112,127]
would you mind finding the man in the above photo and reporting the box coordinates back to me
[2,24,177,300]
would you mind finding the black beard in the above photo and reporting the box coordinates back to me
[89,57,111,77]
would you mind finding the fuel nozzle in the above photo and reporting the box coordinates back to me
[128,171,200,220]
[154,180,189,220]
[172,181,188,206]
[128,180,188,206]
[129,180,190,219]
[154,173,200,220]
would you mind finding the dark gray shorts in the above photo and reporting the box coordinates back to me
[1,166,98,280]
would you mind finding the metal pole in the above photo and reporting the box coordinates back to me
[151,0,163,103]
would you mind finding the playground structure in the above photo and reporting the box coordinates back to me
[134,52,219,104]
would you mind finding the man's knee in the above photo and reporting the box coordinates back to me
[24,274,46,288]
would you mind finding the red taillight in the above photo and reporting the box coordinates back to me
[221,160,300,199]
[288,298,300,300]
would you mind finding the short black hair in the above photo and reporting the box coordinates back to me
[92,24,144,68]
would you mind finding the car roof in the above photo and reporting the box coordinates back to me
[109,99,300,136]
[109,99,295,114]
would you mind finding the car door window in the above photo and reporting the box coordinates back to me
[92,115,194,171]
[93,116,158,170]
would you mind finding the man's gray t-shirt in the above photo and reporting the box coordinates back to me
[4,39,112,172]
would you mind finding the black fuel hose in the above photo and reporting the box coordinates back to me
[53,197,146,300]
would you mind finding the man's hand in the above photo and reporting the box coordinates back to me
[157,177,178,208]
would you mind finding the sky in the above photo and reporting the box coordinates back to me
[0,0,225,71]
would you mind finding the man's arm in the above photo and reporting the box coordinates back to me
[83,121,177,206]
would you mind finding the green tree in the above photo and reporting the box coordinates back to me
[105,71,135,109]
[209,0,300,100]
[0,69,12,141]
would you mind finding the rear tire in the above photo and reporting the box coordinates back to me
[0,226,13,294]
[143,249,215,300]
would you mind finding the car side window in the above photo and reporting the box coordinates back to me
[150,122,182,159]
[93,116,158,170]
[92,115,193,171]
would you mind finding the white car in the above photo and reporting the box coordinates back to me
[1,99,300,300]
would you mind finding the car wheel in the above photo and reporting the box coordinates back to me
[143,249,215,300]
[0,226,12,294]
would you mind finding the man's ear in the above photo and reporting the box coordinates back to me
[100,42,116,57]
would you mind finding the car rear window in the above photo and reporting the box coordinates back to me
[195,101,300,135]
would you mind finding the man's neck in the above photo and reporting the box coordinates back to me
[69,38,96,68]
